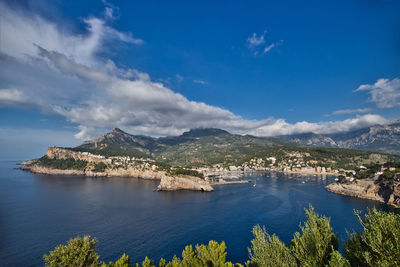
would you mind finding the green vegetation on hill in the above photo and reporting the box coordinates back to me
[168,168,204,179]
[67,128,400,170]
[70,146,149,158]
[37,156,88,170]
[93,162,107,172]
[44,207,400,267]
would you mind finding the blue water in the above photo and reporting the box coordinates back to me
[0,161,398,266]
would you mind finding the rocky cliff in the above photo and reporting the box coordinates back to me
[22,147,214,192]
[326,180,400,208]
[157,176,213,191]
[46,147,108,163]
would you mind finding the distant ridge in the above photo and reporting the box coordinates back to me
[68,126,400,169]
[72,127,290,165]
[181,128,229,137]
[279,122,400,155]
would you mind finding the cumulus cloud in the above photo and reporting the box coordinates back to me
[332,108,372,115]
[1,3,143,65]
[246,31,282,56]
[355,78,400,109]
[0,2,392,140]
[246,114,388,136]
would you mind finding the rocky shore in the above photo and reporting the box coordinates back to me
[326,179,400,208]
[156,176,213,191]
[21,162,216,192]
[21,164,166,179]
[21,146,263,192]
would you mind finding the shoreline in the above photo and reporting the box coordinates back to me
[210,180,252,186]
[325,180,400,209]
[21,161,400,208]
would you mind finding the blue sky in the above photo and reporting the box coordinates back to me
[0,0,400,159]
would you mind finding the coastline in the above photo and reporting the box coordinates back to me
[325,180,400,209]
[210,180,252,186]
[20,159,400,207]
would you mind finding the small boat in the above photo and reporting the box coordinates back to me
[253,182,257,187]
[302,181,306,184]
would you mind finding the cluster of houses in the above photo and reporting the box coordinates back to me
[77,151,157,170]
[194,153,345,179]
[76,149,399,181]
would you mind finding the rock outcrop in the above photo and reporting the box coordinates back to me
[46,147,108,164]
[326,180,400,208]
[157,176,213,192]
[23,164,168,179]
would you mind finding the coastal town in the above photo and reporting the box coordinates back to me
[24,147,349,179]
[20,146,390,191]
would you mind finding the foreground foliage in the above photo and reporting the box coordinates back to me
[44,207,400,267]
[344,209,400,266]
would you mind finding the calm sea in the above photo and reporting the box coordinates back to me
[0,161,397,266]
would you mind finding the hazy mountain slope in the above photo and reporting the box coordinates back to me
[278,123,400,155]
[74,128,160,157]
[154,129,290,166]
[73,127,289,162]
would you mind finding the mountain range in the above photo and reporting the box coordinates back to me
[74,128,290,166]
[278,122,400,155]
[70,125,400,169]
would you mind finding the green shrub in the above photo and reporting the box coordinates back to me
[168,168,204,179]
[94,162,107,172]
[44,236,100,267]
[38,156,87,170]
[196,241,229,266]
[102,254,131,267]
[344,209,400,266]
[248,225,296,267]
[44,206,400,267]
[247,205,340,267]
[290,205,339,266]
[327,251,350,267]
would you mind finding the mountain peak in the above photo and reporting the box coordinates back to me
[111,128,125,134]
[182,128,229,137]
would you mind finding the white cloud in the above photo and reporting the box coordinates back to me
[0,3,143,65]
[246,31,282,56]
[0,2,392,141]
[193,79,208,85]
[0,89,29,106]
[246,33,265,47]
[263,43,275,54]
[355,78,400,109]
[74,125,99,140]
[104,7,114,19]
[263,40,282,54]
[246,114,388,136]
[332,108,372,115]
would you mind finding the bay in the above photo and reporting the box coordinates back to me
[0,161,397,266]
